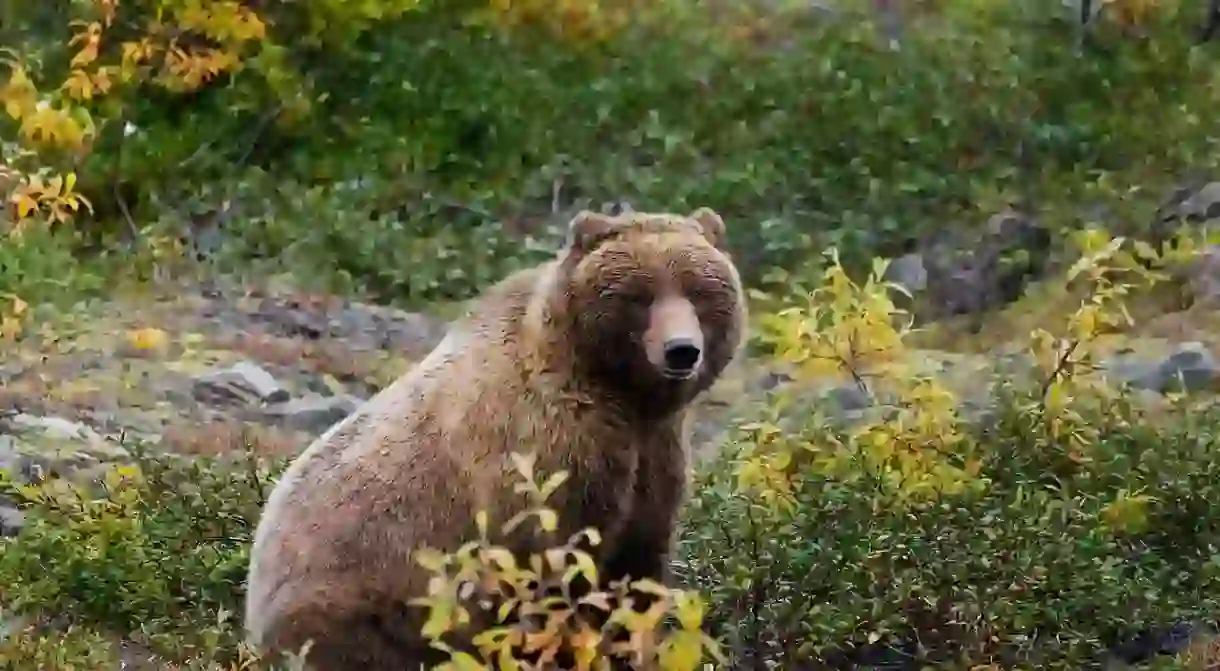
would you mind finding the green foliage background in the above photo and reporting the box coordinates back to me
[7,0,1220,304]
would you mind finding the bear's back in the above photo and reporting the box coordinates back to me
[244,263,557,647]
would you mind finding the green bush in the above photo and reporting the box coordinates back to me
[679,394,1220,668]
[0,444,283,667]
[676,236,1220,669]
[127,0,1220,288]
[141,170,559,306]
[13,0,1220,304]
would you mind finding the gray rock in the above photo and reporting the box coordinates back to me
[0,504,24,537]
[249,295,448,357]
[1105,353,1162,388]
[884,252,928,293]
[1109,342,1220,393]
[6,413,103,443]
[1152,181,1220,250]
[0,613,29,643]
[0,413,130,463]
[0,412,139,495]
[194,361,291,407]
[822,382,876,413]
[916,209,1052,322]
[1173,182,1220,222]
[0,435,17,475]
[337,304,449,355]
[1183,245,1220,308]
[260,394,362,433]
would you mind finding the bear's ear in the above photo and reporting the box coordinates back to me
[566,210,621,256]
[689,207,728,250]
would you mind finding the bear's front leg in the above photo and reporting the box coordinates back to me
[600,523,673,588]
[601,426,687,589]
[598,484,681,670]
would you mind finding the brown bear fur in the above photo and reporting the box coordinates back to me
[242,207,748,670]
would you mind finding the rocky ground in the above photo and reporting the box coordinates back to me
[6,246,1220,538]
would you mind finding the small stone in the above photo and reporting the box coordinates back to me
[0,505,25,537]
[0,414,130,464]
[824,383,874,412]
[260,394,362,433]
[759,370,796,392]
[0,613,30,643]
[1152,342,1220,393]
[915,210,1050,321]
[1184,245,1220,308]
[1176,182,1220,222]
[884,253,928,293]
[194,361,291,407]
[6,413,103,443]
[1111,342,1220,394]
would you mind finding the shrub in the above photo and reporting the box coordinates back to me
[413,452,724,670]
[11,1,1220,303]
[678,232,1220,668]
[0,442,278,667]
[0,140,103,333]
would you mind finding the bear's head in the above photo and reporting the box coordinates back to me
[553,207,747,418]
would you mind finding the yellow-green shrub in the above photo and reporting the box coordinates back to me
[743,249,985,511]
[413,452,724,670]
[680,232,1220,668]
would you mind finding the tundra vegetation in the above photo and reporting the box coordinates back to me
[5,0,1220,668]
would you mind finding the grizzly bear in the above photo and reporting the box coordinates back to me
[243,207,748,670]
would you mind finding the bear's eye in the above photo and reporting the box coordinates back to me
[610,285,652,306]
[684,282,720,305]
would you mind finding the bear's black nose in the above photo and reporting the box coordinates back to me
[662,338,702,373]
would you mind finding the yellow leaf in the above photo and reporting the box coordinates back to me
[71,42,100,68]
[1070,305,1100,342]
[0,317,21,340]
[561,551,598,586]
[1131,239,1160,263]
[571,627,602,671]
[126,327,169,351]
[544,548,568,572]
[656,630,705,671]
[3,96,27,120]
[538,470,570,499]
[63,70,96,101]
[12,193,39,219]
[671,591,705,630]
[509,452,535,482]
[482,547,517,572]
[578,591,614,613]
[447,651,485,671]
[537,508,558,532]
[629,578,670,597]
[414,547,448,573]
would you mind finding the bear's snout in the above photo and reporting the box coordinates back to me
[645,296,704,379]
[662,338,701,378]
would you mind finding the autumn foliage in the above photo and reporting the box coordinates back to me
[411,453,722,670]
